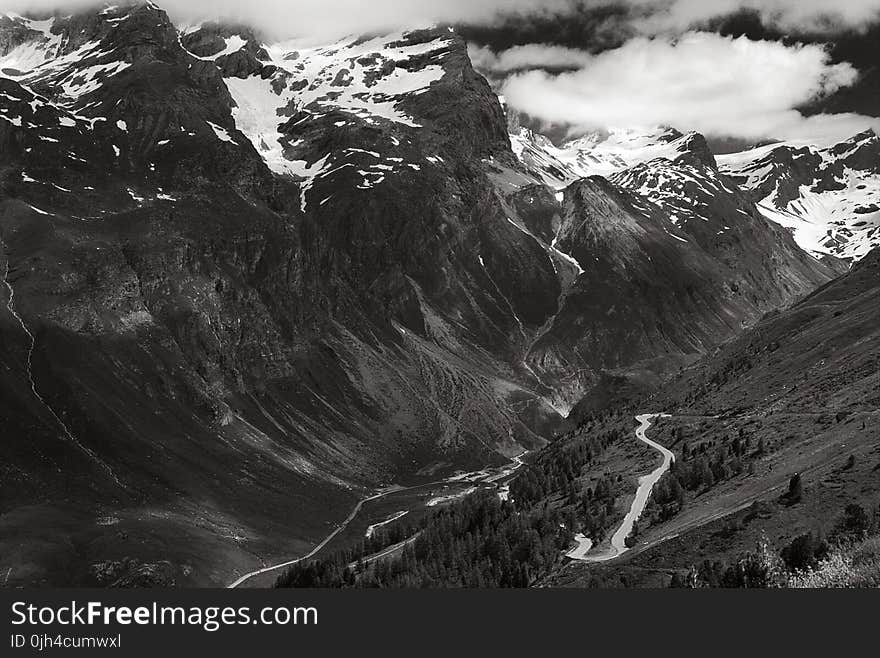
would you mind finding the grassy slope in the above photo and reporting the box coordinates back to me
[545,249,880,587]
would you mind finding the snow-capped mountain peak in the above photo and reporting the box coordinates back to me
[509,124,716,189]
[508,114,878,263]
[719,129,880,261]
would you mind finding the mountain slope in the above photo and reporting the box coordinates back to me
[658,247,880,415]
[549,247,880,587]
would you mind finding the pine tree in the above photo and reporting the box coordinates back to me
[787,473,803,504]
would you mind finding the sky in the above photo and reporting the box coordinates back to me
[3,0,880,144]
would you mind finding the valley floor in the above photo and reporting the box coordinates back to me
[231,454,529,588]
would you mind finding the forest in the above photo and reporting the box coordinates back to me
[276,409,635,588]
[276,491,573,587]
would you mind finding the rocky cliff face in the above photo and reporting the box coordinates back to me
[0,3,841,586]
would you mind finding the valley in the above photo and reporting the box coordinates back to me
[0,2,876,589]
[230,451,528,588]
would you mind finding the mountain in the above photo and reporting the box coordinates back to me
[508,124,713,189]
[718,130,880,263]
[0,2,842,587]
[513,123,880,267]
[0,3,564,587]
[495,123,838,416]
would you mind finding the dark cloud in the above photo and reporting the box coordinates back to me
[457,3,635,53]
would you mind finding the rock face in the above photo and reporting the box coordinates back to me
[0,3,840,586]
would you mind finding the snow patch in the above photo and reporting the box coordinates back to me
[207,121,236,144]
[225,31,451,175]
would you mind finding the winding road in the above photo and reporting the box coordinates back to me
[231,414,670,585]
[567,413,675,563]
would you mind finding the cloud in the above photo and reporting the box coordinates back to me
[468,43,596,73]
[501,31,878,142]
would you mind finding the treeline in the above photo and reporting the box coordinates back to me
[672,430,754,489]
[276,491,573,588]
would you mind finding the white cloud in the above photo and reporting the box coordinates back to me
[777,112,880,143]
[501,32,879,142]
[469,43,595,73]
